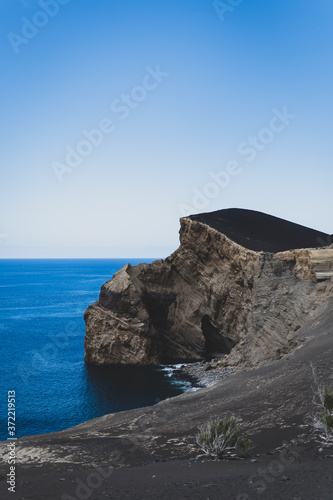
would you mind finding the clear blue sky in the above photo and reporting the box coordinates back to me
[1,0,332,258]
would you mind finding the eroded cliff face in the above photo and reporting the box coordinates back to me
[84,216,333,368]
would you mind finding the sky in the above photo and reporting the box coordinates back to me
[1,0,332,258]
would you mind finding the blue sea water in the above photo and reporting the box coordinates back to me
[0,259,192,441]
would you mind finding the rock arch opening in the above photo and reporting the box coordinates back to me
[201,315,236,358]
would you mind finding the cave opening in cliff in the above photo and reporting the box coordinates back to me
[201,315,236,358]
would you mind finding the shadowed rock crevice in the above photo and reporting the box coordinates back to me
[141,292,176,333]
[201,315,236,357]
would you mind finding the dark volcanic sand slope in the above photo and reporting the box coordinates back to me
[190,208,332,253]
[1,299,332,500]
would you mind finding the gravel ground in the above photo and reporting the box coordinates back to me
[176,360,236,388]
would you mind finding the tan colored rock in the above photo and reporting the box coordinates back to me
[84,211,333,368]
[309,249,333,281]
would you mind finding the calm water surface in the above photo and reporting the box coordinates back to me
[0,259,192,440]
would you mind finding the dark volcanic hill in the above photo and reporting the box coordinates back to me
[189,208,332,253]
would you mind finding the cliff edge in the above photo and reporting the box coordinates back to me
[84,208,333,367]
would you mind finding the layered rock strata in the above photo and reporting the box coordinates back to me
[84,209,333,367]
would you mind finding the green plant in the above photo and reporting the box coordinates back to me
[324,388,333,414]
[195,415,253,459]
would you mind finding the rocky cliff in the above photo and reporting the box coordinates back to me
[84,209,333,367]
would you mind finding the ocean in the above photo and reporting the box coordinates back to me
[0,259,193,441]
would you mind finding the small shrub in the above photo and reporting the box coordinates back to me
[195,415,253,459]
[324,388,333,414]
[321,412,333,430]
[309,363,333,447]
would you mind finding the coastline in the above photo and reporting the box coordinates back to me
[161,359,236,390]
[1,307,332,499]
